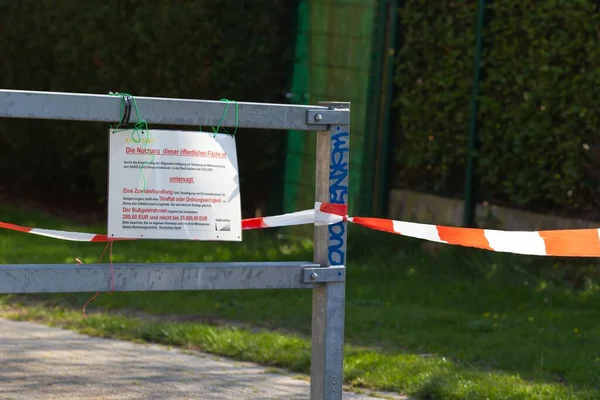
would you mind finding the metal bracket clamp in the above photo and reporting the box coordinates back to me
[302,266,346,284]
[108,91,132,126]
[121,95,132,125]
[306,109,350,126]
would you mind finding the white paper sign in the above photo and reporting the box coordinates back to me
[107,129,241,241]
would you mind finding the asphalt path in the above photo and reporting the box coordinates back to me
[0,318,407,400]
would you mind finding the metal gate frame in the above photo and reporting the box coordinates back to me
[0,89,351,400]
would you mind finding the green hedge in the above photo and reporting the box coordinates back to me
[0,0,296,216]
[394,0,600,217]
[394,0,477,197]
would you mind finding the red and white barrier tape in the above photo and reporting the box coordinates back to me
[0,202,343,243]
[348,216,600,257]
[1,202,599,257]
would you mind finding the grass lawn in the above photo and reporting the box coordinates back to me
[1,203,600,399]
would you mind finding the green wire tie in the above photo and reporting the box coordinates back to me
[109,92,152,193]
[208,98,238,138]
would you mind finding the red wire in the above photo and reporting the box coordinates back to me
[80,239,115,319]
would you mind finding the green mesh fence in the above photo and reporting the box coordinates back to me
[283,0,386,221]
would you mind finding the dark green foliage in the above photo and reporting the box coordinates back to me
[394,0,478,197]
[479,0,600,213]
[0,0,297,216]
[394,0,600,218]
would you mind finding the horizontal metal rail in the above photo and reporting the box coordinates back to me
[0,89,350,130]
[0,262,348,293]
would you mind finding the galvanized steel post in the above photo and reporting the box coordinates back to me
[311,101,349,400]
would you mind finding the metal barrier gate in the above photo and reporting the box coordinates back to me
[0,89,350,400]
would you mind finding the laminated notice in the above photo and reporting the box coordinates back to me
[107,129,241,241]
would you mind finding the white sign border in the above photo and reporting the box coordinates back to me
[107,128,242,242]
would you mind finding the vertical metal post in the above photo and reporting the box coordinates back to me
[311,102,350,400]
[463,0,486,227]
[374,0,399,218]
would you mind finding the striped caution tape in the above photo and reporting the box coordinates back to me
[0,202,342,243]
[0,221,112,243]
[1,202,599,257]
[348,216,600,257]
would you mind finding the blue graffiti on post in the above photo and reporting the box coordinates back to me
[329,128,349,204]
[328,222,345,265]
[328,126,349,265]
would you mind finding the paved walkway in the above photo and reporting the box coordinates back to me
[0,318,404,399]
